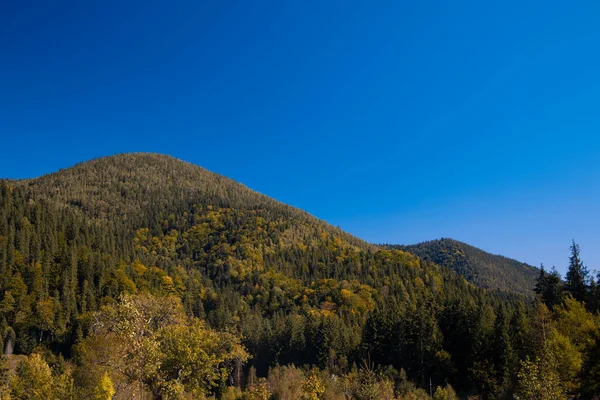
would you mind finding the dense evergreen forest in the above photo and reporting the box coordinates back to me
[0,153,598,399]
[393,239,539,297]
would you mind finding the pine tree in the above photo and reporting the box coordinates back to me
[491,306,511,395]
[580,330,600,398]
[535,265,564,309]
[534,265,548,298]
[589,273,600,313]
[11,353,55,400]
[565,241,589,303]
[546,267,564,308]
[509,301,530,365]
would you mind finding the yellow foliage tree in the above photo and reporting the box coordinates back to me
[244,378,271,400]
[93,372,115,400]
[11,353,54,400]
[516,351,566,400]
[302,373,325,400]
[77,294,248,399]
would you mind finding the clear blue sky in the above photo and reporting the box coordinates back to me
[1,1,599,275]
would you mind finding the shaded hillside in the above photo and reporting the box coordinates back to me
[393,238,539,296]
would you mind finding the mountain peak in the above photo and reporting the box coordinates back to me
[10,152,280,222]
[6,153,370,249]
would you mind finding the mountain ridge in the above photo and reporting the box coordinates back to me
[393,238,538,296]
[4,152,374,251]
[2,153,537,295]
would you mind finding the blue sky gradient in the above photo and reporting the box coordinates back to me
[1,1,599,274]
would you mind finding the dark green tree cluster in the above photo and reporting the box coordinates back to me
[535,240,600,314]
[393,238,539,296]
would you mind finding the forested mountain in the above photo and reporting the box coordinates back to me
[394,239,539,296]
[12,153,368,249]
[0,153,598,399]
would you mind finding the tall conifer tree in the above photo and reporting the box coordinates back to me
[565,241,589,303]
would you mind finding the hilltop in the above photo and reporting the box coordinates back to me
[393,238,539,296]
[9,152,369,248]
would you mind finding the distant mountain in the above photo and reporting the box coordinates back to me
[392,238,539,296]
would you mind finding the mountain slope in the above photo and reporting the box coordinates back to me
[393,238,539,296]
[18,153,294,220]
[0,153,538,397]
[10,153,370,249]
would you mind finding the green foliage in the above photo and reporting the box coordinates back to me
[0,356,10,399]
[433,383,458,400]
[243,377,271,400]
[394,238,539,296]
[158,319,249,396]
[534,265,564,309]
[76,294,248,398]
[580,330,600,397]
[0,154,598,398]
[349,364,380,400]
[565,240,589,303]
[267,364,305,400]
[550,295,600,395]
[300,372,325,400]
[11,354,51,399]
[516,352,565,400]
[10,353,73,400]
